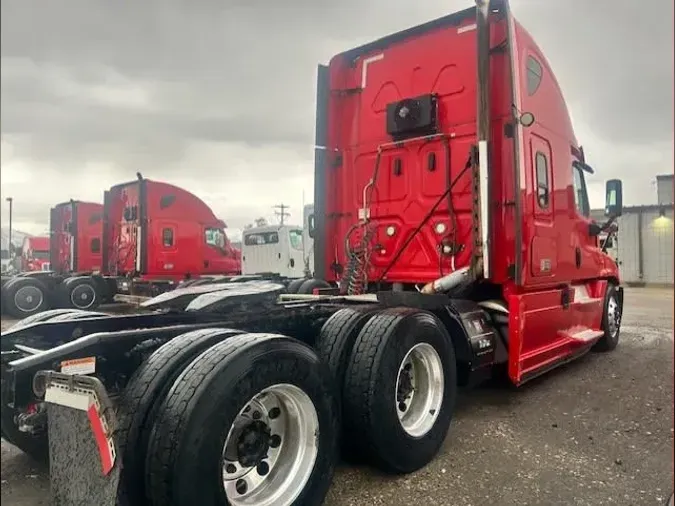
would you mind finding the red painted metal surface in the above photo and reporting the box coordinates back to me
[21,236,50,271]
[50,201,104,273]
[103,179,241,280]
[320,5,620,385]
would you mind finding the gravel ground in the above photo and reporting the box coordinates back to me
[1,288,673,506]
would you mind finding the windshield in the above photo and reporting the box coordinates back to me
[1,250,9,260]
[244,231,279,246]
[205,228,227,248]
[33,250,50,260]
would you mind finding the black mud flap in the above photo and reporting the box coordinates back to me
[35,371,120,506]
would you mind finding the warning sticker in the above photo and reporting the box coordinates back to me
[61,357,96,376]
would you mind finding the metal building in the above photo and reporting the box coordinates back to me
[591,174,674,287]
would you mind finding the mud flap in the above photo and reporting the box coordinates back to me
[34,371,120,506]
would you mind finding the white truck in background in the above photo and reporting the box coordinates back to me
[241,224,305,278]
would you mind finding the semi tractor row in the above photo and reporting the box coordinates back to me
[1,2,625,506]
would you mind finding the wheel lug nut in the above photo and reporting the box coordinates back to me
[257,461,270,476]
[269,434,281,448]
[398,402,407,412]
[235,479,247,494]
[226,464,237,474]
[252,410,262,420]
[268,407,281,419]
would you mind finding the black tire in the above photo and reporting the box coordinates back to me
[145,333,339,506]
[57,277,101,311]
[298,278,330,295]
[286,278,306,294]
[116,327,243,506]
[342,307,457,474]
[2,277,51,319]
[592,284,622,352]
[315,307,378,409]
[9,308,83,330]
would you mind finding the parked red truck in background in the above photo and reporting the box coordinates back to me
[104,173,241,296]
[20,236,51,272]
[50,200,105,274]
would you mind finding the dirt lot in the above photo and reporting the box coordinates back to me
[1,288,673,506]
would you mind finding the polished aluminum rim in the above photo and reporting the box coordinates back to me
[222,383,319,506]
[607,295,621,338]
[14,286,44,313]
[70,284,96,309]
[395,342,444,438]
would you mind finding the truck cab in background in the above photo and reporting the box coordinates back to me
[20,236,51,272]
[50,200,104,274]
[103,175,241,296]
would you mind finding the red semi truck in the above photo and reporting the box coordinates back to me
[19,236,51,272]
[1,3,624,506]
[50,200,105,274]
[0,202,112,318]
[104,173,241,296]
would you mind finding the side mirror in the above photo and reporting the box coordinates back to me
[307,214,316,239]
[605,179,623,217]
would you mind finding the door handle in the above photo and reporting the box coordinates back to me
[575,247,581,268]
[204,260,209,268]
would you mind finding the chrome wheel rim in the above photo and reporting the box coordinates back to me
[395,342,445,438]
[607,295,621,338]
[70,284,96,309]
[222,383,319,506]
[14,286,44,313]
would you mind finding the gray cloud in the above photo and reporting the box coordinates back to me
[1,0,673,232]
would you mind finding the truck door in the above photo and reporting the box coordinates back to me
[287,228,305,278]
[528,135,557,280]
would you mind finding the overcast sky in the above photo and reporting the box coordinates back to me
[1,0,673,237]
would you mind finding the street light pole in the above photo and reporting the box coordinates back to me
[5,197,13,256]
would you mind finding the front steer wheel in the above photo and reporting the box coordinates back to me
[342,307,457,474]
[145,332,340,506]
[592,284,622,352]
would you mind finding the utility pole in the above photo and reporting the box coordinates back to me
[5,197,13,256]
[273,204,291,225]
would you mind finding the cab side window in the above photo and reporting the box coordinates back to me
[526,56,543,96]
[162,228,174,247]
[535,152,550,208]
[572,163,590,217]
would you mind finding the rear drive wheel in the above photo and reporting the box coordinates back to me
[342,307,457,473]
[58,278,100,310]
[145,333,339,506]
[286,278,306,294]
[116,327,243,506]
[297,278,330,295]
[315,307,378,408]
[593,284,622,352]
[3,277,50,319]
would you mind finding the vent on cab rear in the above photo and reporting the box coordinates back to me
[386,94,438,141]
